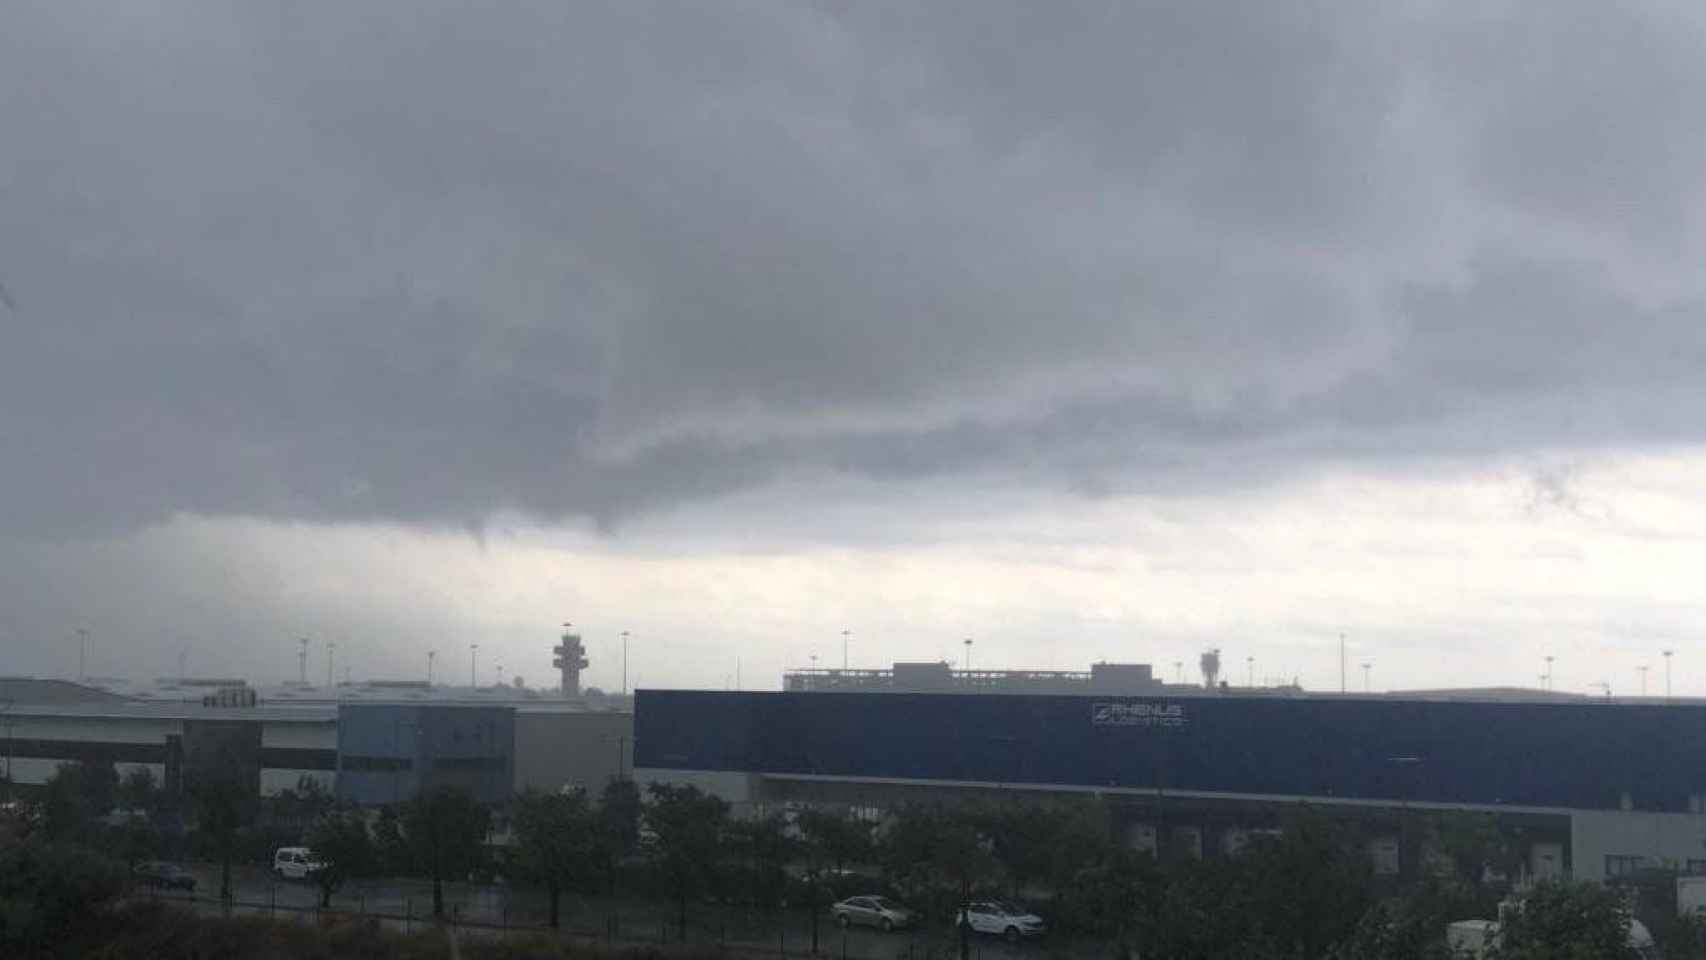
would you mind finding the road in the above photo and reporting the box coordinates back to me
[146,864,1081,960]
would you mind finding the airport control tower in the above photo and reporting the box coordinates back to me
[553,623,589,696]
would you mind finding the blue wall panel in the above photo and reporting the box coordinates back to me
[635,691,1706,812]
[338,705,516,806]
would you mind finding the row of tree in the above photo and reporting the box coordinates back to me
[24,759,1706,958]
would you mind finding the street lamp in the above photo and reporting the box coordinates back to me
[470,643,480,689]
[1544,655,1555,692]
[842,629,851,671]
[963,638,974,673]
[1362,661,1372,693]
[78,628,89,681]
[0,698,12,799]
[1174,660,1183,684]
[427,650,436,685]
[1247,656,1254,688]
[1665,650,1675,701]
[1389,756,1423,878]
[391,717,417,805]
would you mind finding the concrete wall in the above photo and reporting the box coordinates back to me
[1572,810,1706,881]
[513,711,632,795]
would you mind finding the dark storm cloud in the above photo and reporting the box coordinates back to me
[4,1,1706,535]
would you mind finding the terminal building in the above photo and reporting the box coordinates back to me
[634,687,1706,885]
[12,649,1706,887]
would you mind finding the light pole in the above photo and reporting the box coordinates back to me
[1174,660,1183,684]
[427,650,436,685]
[842,629,851,671]
[1544,655,1554,692]
[78,628,88,681]
[391,717,417,805]
[1247,656,1254,688]
[470,643,479,689]
[1639,665,1649,698]
[298,638,309,685]
[622,631,630,697]
[964,638,974,673]
[1,698,12,798]
[1389,755,1423,877]
[1362,661,1372,693]
[1665,650,1674,701]
[1339,632,1346,694]
[327,640,336,689]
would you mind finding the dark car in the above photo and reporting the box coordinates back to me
[133,861,197,891]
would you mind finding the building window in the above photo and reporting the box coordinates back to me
[340,755,412,772]
[1605,855,1645,878]
[432,756,504,771]
[1687,859,1706,876]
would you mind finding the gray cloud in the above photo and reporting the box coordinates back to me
[5,1,1706,537]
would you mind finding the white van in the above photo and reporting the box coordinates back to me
[272,846,325,880]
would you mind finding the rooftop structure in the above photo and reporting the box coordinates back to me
[71,675,630,711]
[553,624,589,696]
[783,660,1303,696]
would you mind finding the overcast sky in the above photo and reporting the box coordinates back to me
[5,2,1706,696]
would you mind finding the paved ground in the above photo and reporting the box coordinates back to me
[145,864,1079,960]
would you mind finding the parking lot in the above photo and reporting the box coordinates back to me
[145,863,1084,960]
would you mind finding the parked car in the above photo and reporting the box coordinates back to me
[272,846,325,880]
[133,861,196,891]
[957,901,1046,942]
[833,895,916,931]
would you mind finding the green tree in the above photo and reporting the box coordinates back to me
[192,771,255,903]
[269,775,335,834]
[643,783,730,941]
[403,786,491,919]
[974,798,1111,899]
[1662,910,1706,960]
[600,778,642,858]
[1432,812,1522,908]
[41,760,120,841]
[1331,878,1469,960]
[116,767,161,816]
[1239,813,1375,960]
[1055,846,1160,956]
[797,808,876,954]
[306,809,376,908]
[1490,881,1632,960]
[372,805,408,875]
[113,813,162,872]
[879,805,997,960]
[727,813,795,911]
[0,840,129,953]
[512,788,600,928]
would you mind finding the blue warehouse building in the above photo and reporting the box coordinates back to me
[635,690,1706,883]
[336,705,517,807]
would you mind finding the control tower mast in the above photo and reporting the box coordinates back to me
[553,622,589,696]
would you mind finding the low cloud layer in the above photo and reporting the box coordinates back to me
[6,4,1706,690]
[6,2,1706,538]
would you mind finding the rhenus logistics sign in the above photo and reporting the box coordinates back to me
[1092,701,1187,728]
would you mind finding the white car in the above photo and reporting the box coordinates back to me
[272,846,325,881]
[957,901,1046,942]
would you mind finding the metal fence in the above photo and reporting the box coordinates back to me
[134,888,1034,960]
